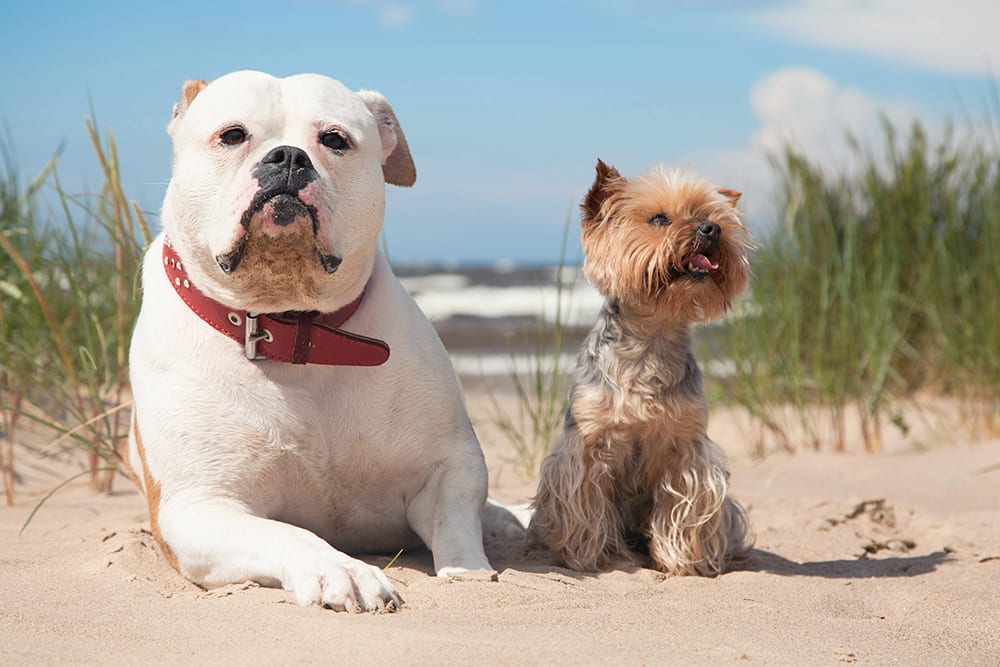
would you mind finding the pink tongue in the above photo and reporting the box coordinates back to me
[690,254,719,271]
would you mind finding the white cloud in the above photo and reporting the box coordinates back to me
[748,67,918,163]
[691,67,921,230]
[753,0,1000,76]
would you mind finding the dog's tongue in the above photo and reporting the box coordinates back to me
[690,254,719,271]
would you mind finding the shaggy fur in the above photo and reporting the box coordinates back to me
[530,159,754,576]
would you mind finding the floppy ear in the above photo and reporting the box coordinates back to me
[717,187,742,207]
[581,159,625,223]
[357,90,416,187]
[167,79,208,137]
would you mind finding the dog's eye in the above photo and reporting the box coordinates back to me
[219,127,248,146]
[320,131,349,151]
[649,213,671,227]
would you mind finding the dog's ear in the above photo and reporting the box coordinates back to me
[357,91,416,187]
[582,159,625,223]
[717,187,742,207]
[168,79,208,137]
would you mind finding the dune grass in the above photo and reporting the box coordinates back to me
[483,214,577,478]
[721,120,1000,453]
[0,120,149,504]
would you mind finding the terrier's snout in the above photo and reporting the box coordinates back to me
[697,221,720,241]
[255,145,317,192]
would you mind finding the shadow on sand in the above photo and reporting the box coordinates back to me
[734,547,953,579]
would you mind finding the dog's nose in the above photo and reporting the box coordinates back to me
[698,221,720,241]
[255,145,317,192]
[262,145,313,171]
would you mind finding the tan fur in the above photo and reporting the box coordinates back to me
[173,79,207,119]
[716,187,742,207]
[530,160,754,576]
[132,415,181,574]
[118,418,139,490]
[225,209,330,312]
[582,161,750,323]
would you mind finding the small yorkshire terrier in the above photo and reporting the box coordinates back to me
[530,159,753,576]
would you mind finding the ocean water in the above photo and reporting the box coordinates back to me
[394,262,739,380]
[394,263,599,378]
[397,264,603,324]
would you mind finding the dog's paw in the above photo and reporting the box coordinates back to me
[437,567,498,582]
[287,555,403,612]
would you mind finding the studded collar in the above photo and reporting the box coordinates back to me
[161,239,390,366]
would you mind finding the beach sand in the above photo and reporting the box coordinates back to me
[2,391,998,666]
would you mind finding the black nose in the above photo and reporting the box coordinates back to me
[262,145,313,170]
[253,145,317,193]
[698,221,720,241]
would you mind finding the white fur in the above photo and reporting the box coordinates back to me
[129,71,494,612]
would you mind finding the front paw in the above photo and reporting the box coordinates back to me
[287,555,402,612]
[437,566,498,582]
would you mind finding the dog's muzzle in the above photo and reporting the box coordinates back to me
[241,145,320,233]
[215,145,342,275]
[686,222,722,278]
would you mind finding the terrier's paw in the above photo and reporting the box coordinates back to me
[286,554,402,612]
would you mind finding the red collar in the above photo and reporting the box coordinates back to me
[162,240,389,366]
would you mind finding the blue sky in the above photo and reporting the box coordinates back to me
[3,0,997,263]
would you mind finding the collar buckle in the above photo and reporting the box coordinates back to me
[244,312,272,361]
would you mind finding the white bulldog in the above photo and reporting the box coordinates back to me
[125,71,501,613]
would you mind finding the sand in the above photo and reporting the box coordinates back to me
[2,395,998,666]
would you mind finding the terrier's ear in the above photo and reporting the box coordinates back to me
[718,187,742,207]
[168,79,208,136]
[582,159,625,222]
